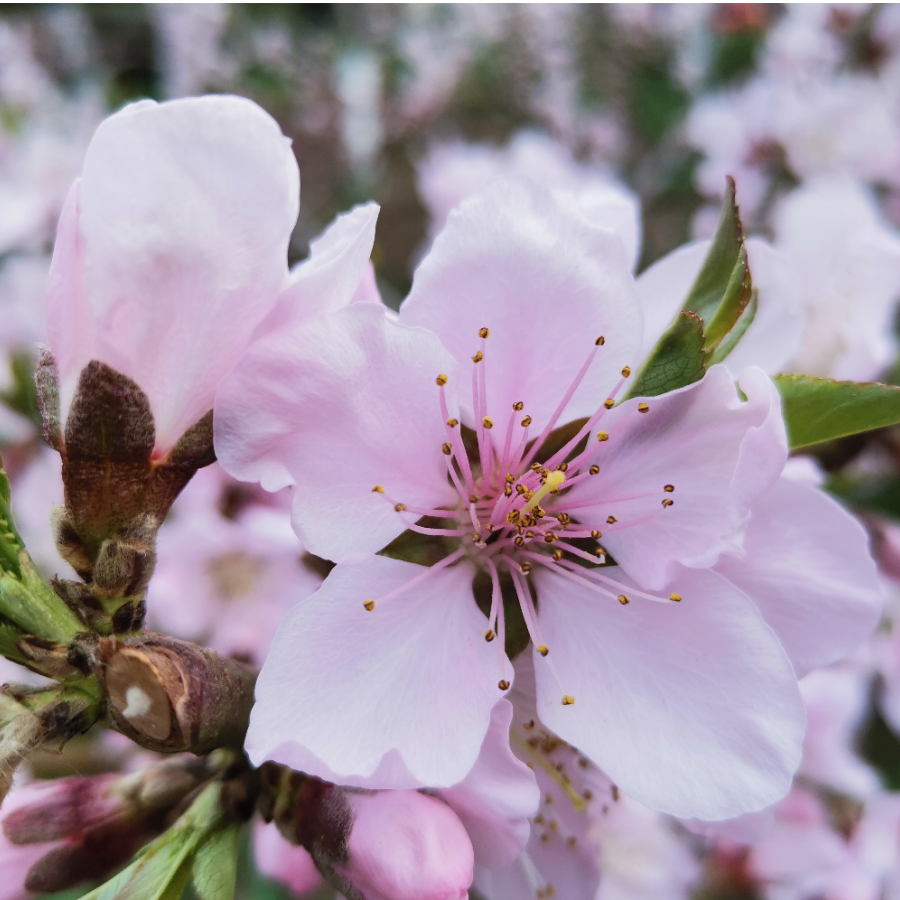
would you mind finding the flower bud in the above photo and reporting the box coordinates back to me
[337,790,474,900]
[0,756,213,896]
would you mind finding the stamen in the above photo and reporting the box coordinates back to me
[520,339,604,470]
[362,548,466,611]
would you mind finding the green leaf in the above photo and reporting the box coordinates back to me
[703,244,752,351]
[80,784,225,900]
[709,289,758,367]
[775,375,900,449]
[193,825,240,900]
[683,176,743,323]
[624,311,706,399]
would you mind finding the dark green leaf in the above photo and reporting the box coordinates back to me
[624,311,707,399]
[775,375,900,449]
[193,826,240,900]
[683,176,743,323]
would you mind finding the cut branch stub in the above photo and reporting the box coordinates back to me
[99,633,257,755]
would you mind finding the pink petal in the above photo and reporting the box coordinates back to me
[531,564,805,820]
[245,556,512,789]
[438,700,540,868]
[253,822,322,897]
[45,182,92,420]
[716,477,882,677]
[400,177,642,436]
[256,202,380,339]
[340,790,473,900]
[215,304,459,561]
[566,365,782,590]
[61,96,299,451]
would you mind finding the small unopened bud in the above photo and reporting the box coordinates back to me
[337,791,473,900]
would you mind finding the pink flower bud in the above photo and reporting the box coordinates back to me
[253,822,322,897]
[337,790,473,900]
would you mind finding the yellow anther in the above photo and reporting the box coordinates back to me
[482,416,494,429]
[472,533,482,543]
[372,485,385,493]
[505,473,516,484]
[516,484,526,495]
[523,490,534,501]
[436,374,448,386]
[557,513,571,525]
[621,366,631,377]
[442,443,452,455]
[472,351,484,363]
[669,593,682,602]
[520,562,532,574]
[531,463,542,472]
[595,336,605,346]
[394,503,406,512]
[607,515,618,524]
[521,415,532,427]
[498,680,511,691]
[562,695,575,705]
[446,417,458,428]
[485,629,496,642]
[525,530,535,539]
[469,494,479,503]
[591,530,602,540]
[638,402,650,413]
[604,398,615,409]
[532,506,545,518]
[589,464,599,475]
[537,644,549,657]
[544,532,558,543]
[617,594,630,605]
[597,431,609,442]
[363,599,375,611]
[504,485,513,497]
[664,484,674,492]
[485,523,494,532]
[595,546,607,556]
[552,549,563,561]
[479,327,490,339]
[524,470,566,512]
[513,401,524,411]
[557,463,568,472]
[514,536,525,548]
[662,498,674,508]
[507,511,520,525]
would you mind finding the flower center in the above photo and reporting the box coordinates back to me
[367,329,683,705]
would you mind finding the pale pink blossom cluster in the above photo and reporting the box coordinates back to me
[1,46,899,900]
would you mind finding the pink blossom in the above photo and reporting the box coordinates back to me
[217,176,807,820]
[337,789,474,900]
[45,94,300,454]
